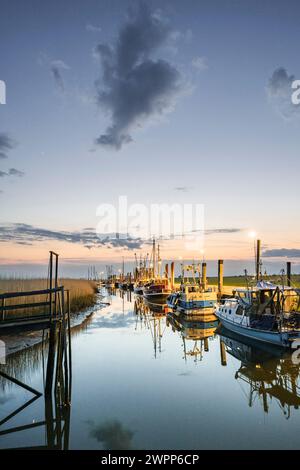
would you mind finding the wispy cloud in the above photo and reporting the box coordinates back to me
[0,223,144,250]
[0,168,24,178]
[94,3,183,150]
[263,248,300,258]
[86,23,102,33]
[192,56,208,71]
[50,59,70,92]
[0,133,16,159]
[266,67,300,118]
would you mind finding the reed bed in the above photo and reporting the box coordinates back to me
[0,278,98,319]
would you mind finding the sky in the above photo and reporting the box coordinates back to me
[1,0,300,277]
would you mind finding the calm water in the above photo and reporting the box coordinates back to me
[1,288,300,450]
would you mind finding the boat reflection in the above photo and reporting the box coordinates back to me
[134,296,168,357]
[167,314,218,363]
[218,325,300,418]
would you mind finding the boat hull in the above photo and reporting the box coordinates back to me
[216,313,300,348]
[143,293,170,304]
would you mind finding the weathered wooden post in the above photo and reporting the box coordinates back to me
[202,262,207,289]
[170,262,175,290]
[220,339,227,366]
[256,239,261,281]
[165,263,169,279]
[287,261,291,287]
[218,260,224,298]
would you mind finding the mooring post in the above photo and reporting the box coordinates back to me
[256,239,261,281]
[220,339,227,366]
[218,260,224,298]
[170,262,175,290]
[287,261,291,287]
[204,337,209,352]
[202,262,207,289]
[45,320,57,397]
[165,263,169,280]
[67,289,72,401]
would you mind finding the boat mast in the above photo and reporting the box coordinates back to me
[152,238,156,279]
[157,243,161,279]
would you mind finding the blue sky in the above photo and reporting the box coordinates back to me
[1,0,300,275]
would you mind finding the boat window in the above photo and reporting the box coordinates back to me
[229,309,231,314]
[236,306,243,315]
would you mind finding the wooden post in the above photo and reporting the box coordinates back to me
[256,239,261,281]
[45,320,57,397]
[220,339,227,366]
[2,298,5,322]
[165,263,169,279]
[202,262,207,290]
[287,261,291,287]
[204,337,209,352]
[170,262,175,290]
[218,260,224,297]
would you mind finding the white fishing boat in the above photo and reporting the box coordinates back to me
[216,280,300,348]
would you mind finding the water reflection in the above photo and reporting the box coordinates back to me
[89,419,134,450]
[2,289,300,449]
[134,296,167,358]
[219,326,300,418]
[167,314,218,363]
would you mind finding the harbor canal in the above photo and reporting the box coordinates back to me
[1,288,300,450]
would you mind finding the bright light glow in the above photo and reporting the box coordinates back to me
[248,231,257,239]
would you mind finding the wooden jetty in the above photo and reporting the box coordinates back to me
[0,251,72,449]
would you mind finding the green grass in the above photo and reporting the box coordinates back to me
[175,275,300,288]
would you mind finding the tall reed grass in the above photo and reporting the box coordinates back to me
[0,278,98,318]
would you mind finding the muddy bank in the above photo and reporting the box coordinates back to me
[1,293,110,358]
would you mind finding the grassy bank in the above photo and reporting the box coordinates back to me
[175,275,300,288]
[0,278,98,318]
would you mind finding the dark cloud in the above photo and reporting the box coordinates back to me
[0,133,16,159]
[8,168,24,177]
[50,60,69,92]
[267,67,300,118]
[205,228,242,235]
[90,420,134,450]
[0,223,144,250]
[0,168,24,178]
[263,248,300,258]
[95,3,182,149]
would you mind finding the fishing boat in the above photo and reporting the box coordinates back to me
[216,239,300,348]
[143,279,171,304]
[133,281,145,295]
[142,239,171,304]
[167,263,217,317]
[216,280,300,348]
